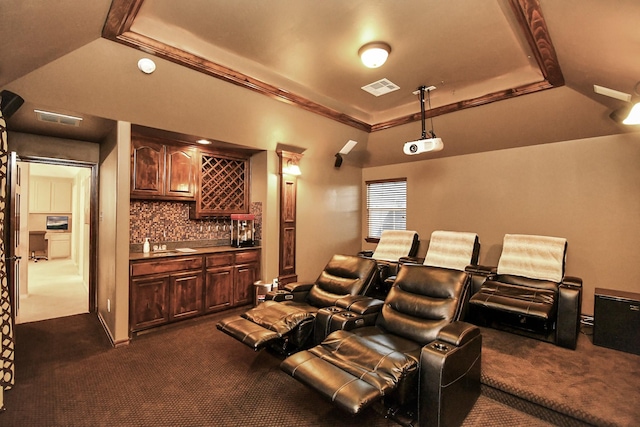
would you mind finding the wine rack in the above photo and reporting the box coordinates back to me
[191,152,249,217]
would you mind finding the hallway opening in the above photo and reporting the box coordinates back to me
[15,161,92,324]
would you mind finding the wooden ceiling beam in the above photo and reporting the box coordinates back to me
[102,0,563,133]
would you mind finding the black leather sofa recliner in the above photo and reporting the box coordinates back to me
[358,229,420,299]
[281,264,482,426]
[216,254,378,354]
[467,234,582,349]
[384,230,480,288]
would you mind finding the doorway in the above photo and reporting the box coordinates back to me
[14,161,93,324]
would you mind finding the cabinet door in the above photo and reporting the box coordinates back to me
[130,275,170,331]
[165,145,197,200]
[234,262,259,306]
[169,271,203,321]
[204,266,233,312]
[131,139,165,198]
[50,179,72,212]
[48,234,71,259]
[29,177,51,213]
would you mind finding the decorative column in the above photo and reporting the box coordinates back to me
[276,150,302,286]
[0,107,16,411]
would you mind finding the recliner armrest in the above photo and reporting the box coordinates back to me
[398,255,424,265]
[265,281,314,302]
[465,264,497,295]
[556,276,582,350]
[266,290,295,302]
[421,322,482,427]
[562,275,582,289]
[284,281,314,293]
[436,321,481,347]
[464,264,496,276]
[358,250,374,258]
[336,295,384,315]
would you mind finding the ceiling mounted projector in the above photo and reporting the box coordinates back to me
[404,85,444,155]
[403,137,443,155]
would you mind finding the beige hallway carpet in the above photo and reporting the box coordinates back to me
[17,258,88,324]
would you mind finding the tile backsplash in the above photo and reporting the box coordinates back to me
[129,200,262,246]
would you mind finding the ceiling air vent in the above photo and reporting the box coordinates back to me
[34,109,82,127]
[361,78,400,97]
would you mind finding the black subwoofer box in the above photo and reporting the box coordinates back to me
[593,288,640,356]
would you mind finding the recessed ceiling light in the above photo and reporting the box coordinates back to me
[137,58,156,74]
[196,139,211,145]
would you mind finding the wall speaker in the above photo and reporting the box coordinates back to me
[0,90,25,119]
[334,153,343,168]
[593,287,640,355]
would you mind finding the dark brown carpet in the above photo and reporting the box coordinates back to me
[480,326,640,427]
[2,310,563,426]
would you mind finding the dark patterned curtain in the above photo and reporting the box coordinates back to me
[0,109,16,410]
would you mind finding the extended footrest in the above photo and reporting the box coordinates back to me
[280,349,384,414]
[217,315,280,351]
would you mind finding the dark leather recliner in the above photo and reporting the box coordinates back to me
[358,229,420,299]
[467,234,582,349]
[216,254,378,353]
[385,230,480,288]
[281,264,482,426]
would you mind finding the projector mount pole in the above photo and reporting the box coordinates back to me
[416,85,437,139]
[419,86,427,140]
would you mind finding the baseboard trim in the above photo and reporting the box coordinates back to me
[97,312,130,348]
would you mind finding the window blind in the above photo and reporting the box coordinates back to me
[366,179,407,238]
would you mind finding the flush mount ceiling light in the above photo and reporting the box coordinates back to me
[137,58,156,74]
[358,42,391,68]
[196,139,211,145]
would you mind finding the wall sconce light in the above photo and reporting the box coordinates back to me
[334,139,358,168]
[278,150,303,176]
[622,102,640,125]
[284,159,302,176]
[359,42,391,68]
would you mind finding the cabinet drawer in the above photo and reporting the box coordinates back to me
[206,253,234,268]
[235,250,260,264]
[131,256,203,277]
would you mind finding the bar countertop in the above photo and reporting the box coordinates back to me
[129,245,260,261]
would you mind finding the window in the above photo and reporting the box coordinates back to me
[366,178,407,239]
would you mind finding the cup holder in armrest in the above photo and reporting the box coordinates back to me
[432,342,449,352]
[275,290,289,294]
[342,312,356,318]
[327,306,342,312]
